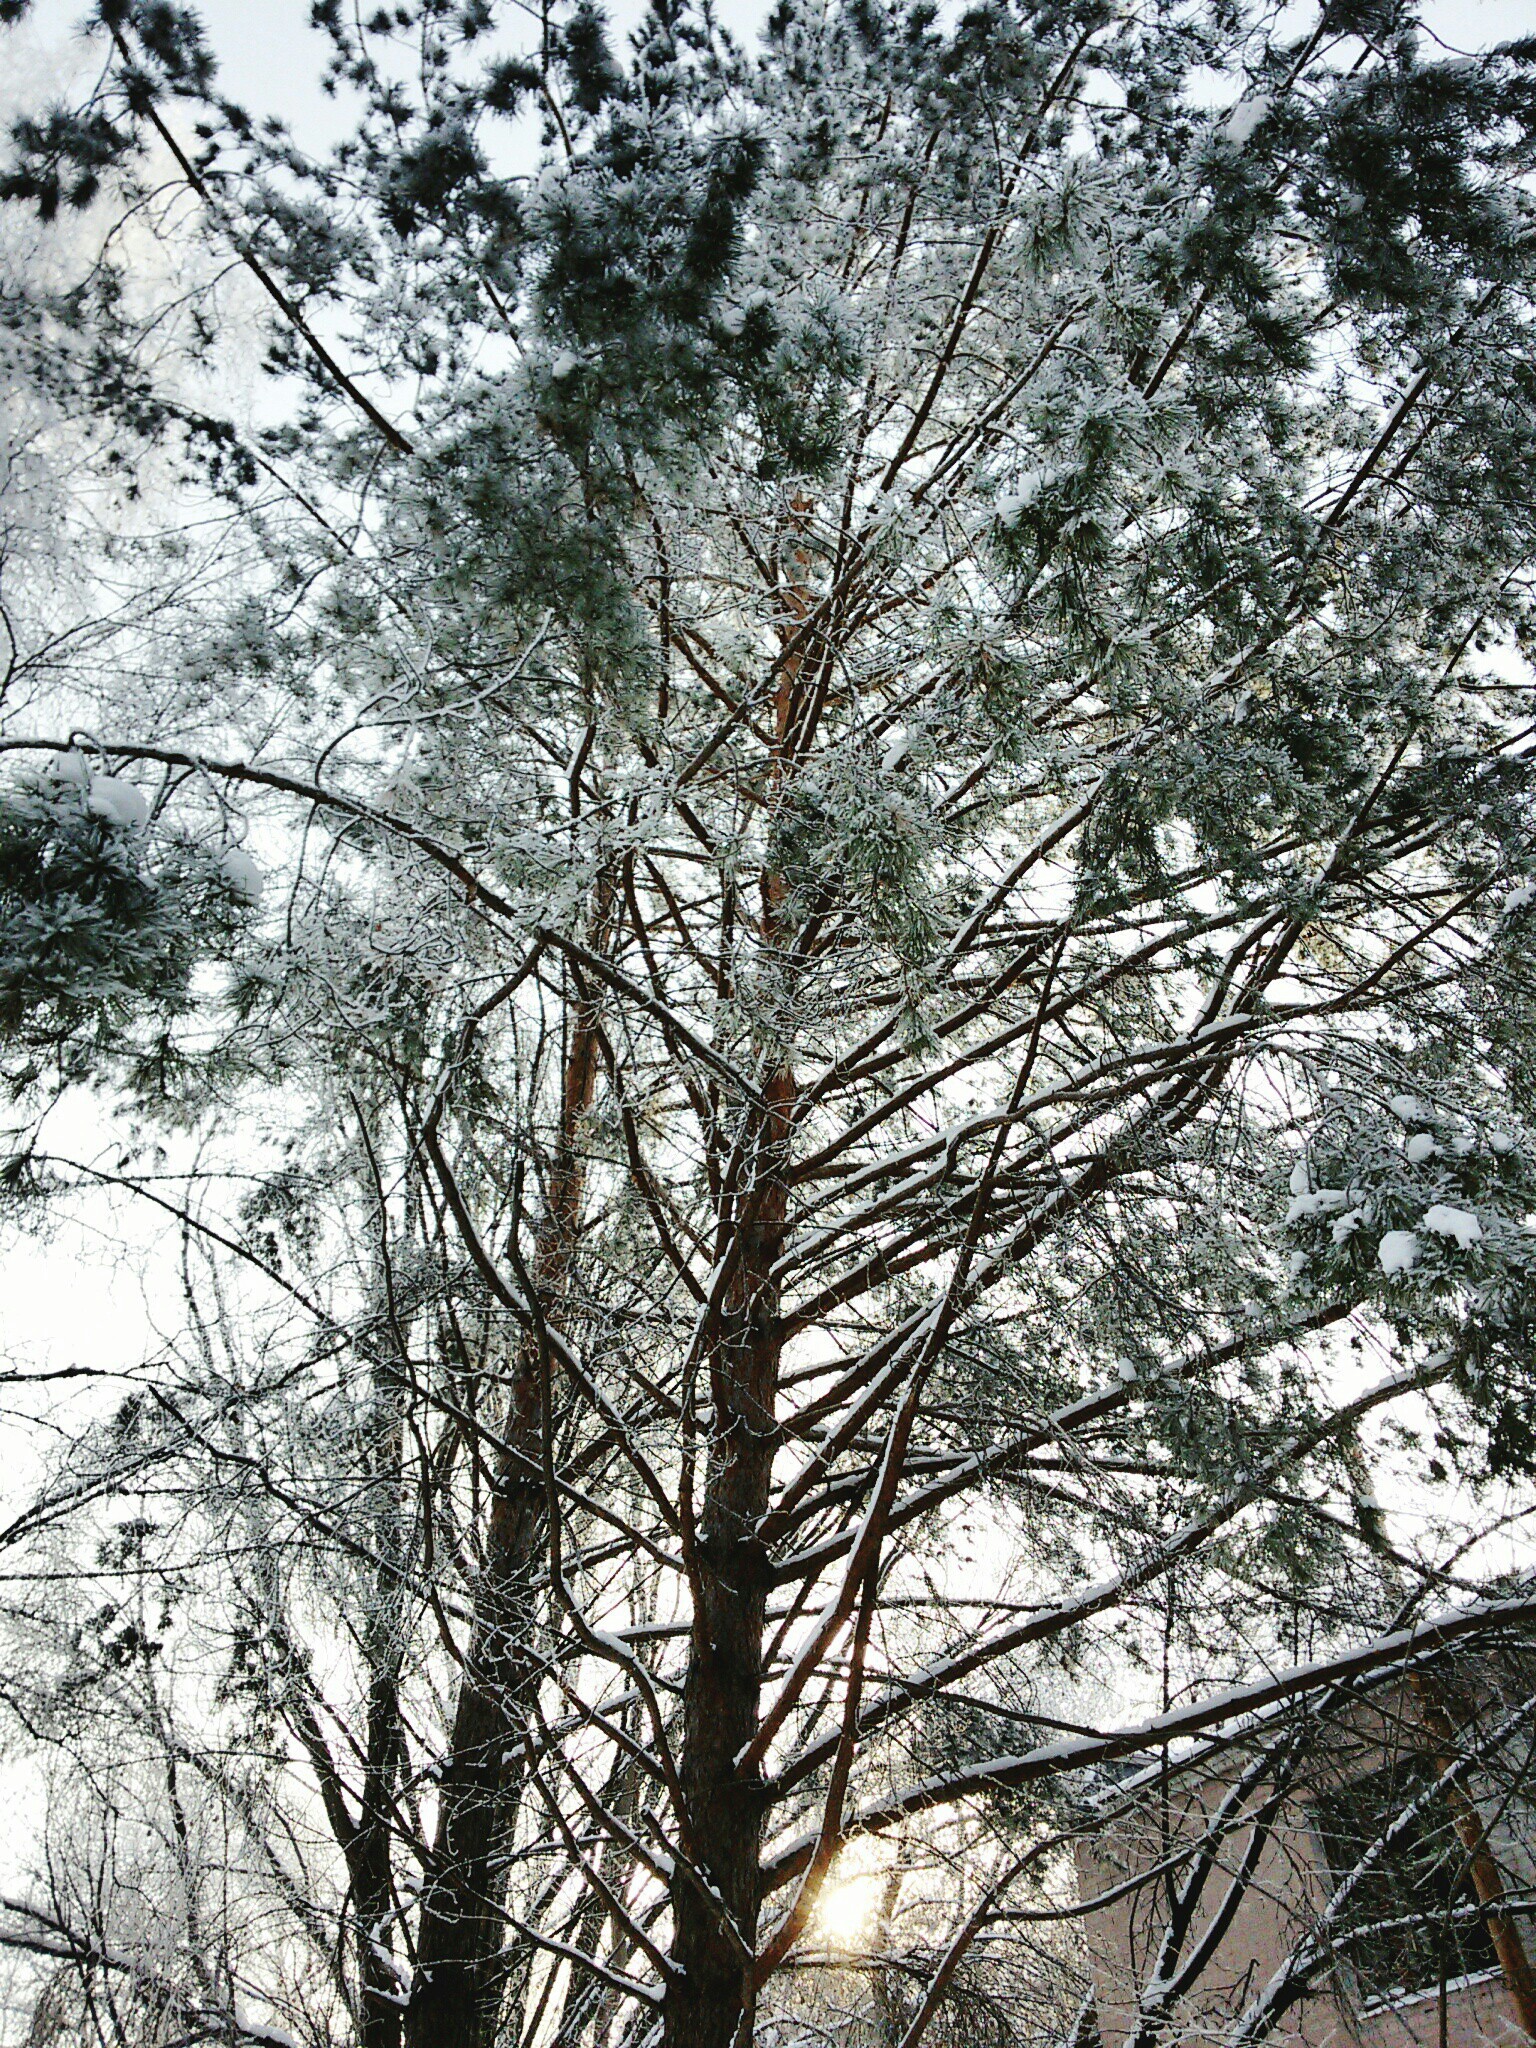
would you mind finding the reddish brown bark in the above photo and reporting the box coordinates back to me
[663,517,810,2048]
[663,1064,794,2048]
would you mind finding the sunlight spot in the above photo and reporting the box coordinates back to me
[813,1871,881,1951]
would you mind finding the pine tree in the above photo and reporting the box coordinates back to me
[2,2,1536,2046]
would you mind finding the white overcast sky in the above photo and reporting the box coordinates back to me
[150,0,1536,111]
[13,0,1536,156]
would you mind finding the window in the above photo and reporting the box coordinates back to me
[1311,1757,1498,2006]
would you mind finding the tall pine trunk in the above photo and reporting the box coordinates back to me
[407,895,610,2048]
[664,1064,793,2048]
[665,562,808,2045]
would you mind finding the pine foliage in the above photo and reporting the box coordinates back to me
[1,1,1535,2044]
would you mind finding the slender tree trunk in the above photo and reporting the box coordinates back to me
[355,1198,411,2048]
[356,1432,406,2048]
[407,896,610,2048]
[663,1066,793,2048]
[662,516,813,2048]
[406,1456,546,2048]
[356,1648,405,2048]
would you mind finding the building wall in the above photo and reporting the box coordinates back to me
[1076,1754,1528,2048]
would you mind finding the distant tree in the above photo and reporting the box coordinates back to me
[2,3,1536,2046]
